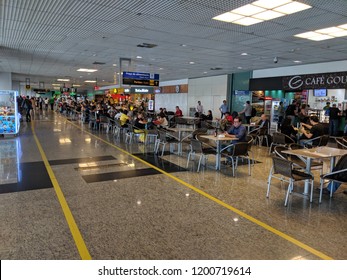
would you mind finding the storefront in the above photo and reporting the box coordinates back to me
[250,71,347,133]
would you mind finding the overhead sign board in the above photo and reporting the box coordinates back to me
[130,86,154,94]
[123,71,159,86]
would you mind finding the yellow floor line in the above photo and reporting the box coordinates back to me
[68,119,333,260]
[31,122,92,260]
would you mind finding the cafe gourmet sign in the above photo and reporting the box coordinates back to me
[282,71,347,90]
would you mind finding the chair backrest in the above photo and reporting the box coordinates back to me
[318,135,329,146]
[331,154,347,182]
[245,135,253,152]
[335,138,347,149]
[190,139,203,154]
[272,157,293,178]
[274,145,289,160]
[230,142,249,157]
[176,117,187,125]
[272,132,286,145]
[158,129,167,142]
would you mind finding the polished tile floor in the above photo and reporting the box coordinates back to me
[0,110,346,260]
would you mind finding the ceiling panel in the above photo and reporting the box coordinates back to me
[1,0,347,89]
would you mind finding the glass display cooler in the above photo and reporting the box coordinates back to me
[0,90,20,135]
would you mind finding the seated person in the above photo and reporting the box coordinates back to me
[205,110,213,121]
[153,113,168,128]
[280,116,297,143]
[220,111,233,131]
[175,106,183,117]
[120,110,130,127]
[249,114,269,137]
[134,113,147,142]
[299,115,325,145]
[224,117,247,144]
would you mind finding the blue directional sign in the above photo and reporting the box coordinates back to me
[122,71,159,86]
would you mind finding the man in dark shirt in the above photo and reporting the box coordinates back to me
[224,116,247,144]
[285,100,297,125]
[328,104,341,136]
[300,116,325,146]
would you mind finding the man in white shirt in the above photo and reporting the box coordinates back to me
[196,101,203,116]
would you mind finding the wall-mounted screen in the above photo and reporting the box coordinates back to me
[313,89,327,97]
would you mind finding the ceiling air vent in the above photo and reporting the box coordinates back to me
[137,43,157,48]
[210,67,223,70]
[93,61,106,65]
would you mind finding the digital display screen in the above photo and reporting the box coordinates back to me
[313,89,327,97]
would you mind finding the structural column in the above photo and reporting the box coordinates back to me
[0,72,12,90]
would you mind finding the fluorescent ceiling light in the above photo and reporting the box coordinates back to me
[274,2,311,14]
[57,78,70,82]
[330,30,347,37]
[294,31,321,38]
[213,1,311,26]
[189,61,195,64]
[51,83,61,86]
[213,12,244,22]
[84,80,97,83]
[309,34,334,41]
[253,10,285,20]
[315,27,344,34]
[136,56,142,59]
[241,52,248,55]
[77,68,98,72]
[338,24,347,29]
[233,17,264,26]
[72,84,81,87]
[293,60,302,63]
[112,64,117,66]
[252,0,292,9]
[232,4,265,16]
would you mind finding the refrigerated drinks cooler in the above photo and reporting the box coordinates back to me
[0,90,20,135]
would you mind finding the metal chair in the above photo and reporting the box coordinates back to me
[221,142,251,177]
[269,132,295,155]
[335,137,347,149]
[319,154,347,202]
[267,156,314,206]
[155,129,180,156]
[186,139,216,172]
[302,134,329,148]
[125,124,145,144]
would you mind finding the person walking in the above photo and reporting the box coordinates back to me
[329,104,341,136]
[239,101,252,124]
[219,100,228,118]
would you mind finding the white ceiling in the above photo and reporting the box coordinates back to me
[1,0,347,90]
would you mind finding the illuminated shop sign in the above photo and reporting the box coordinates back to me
[283,71,347,90]
[130,87,153,94]
[123,71,159,86]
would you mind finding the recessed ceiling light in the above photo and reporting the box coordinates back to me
[203,72,208,74]
[136,56,142,59]
[77,68,98,73]
[84,80,97,83]
[57,78,70,82]
[293,60,302,63]
[189,61,195,64]
[309,34,334,41]
[252,0,292,9]
[213,12,244,22]
[295,31,321,39]
[51,83,61,86]
[237,66,243,69]
[315,27,343,34]
[232,4,265,16]
[233,17,264,26]
[159,68,163,70]
[274,2,311,14]
[112,64,117,66]
[241,52,248,56]
[252,10,285,20]
[180,44,187,47]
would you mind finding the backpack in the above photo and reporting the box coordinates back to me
[251,107,257,117]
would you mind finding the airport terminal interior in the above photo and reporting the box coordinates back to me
[0,0,347,260]
[0,110,346,260]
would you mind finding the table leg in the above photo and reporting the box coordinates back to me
[330,156,336,172]
[304,157,312,194]
[216,141,221,170]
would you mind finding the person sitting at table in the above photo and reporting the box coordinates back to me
[175,106,183,117]
[220,111,233,131]
[133,113,148,143]
[299,115,325,145]
[205,110,213,121]
[120,109,130,128]
[249,114,269,138]
[153,113,168,128]
[280,116,297,143]
[224,117,247,144]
